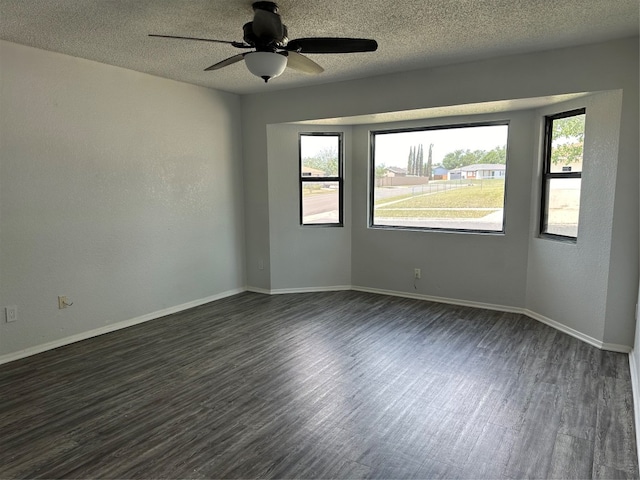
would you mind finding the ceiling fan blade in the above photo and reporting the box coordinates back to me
[149,34,250,49]
[286,38,378,54]
[204,53,247,71]
[252,9,284,41]
[283,51,324,75]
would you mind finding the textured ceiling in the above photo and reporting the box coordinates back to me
[0,0,638,95]
[296,93,592,125]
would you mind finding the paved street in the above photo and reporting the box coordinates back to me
[301,182,489,226]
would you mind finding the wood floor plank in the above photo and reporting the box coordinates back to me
[487,376,538,432]
[461,422,517,479]
[549,433,595,479]
[593,376,639,475]
[559,361,602,441]
[0,291,637,479]
[501,379,566,478]
[600,350,633,381]
[594,463,640,479]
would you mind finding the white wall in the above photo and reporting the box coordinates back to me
[242,37,638,348]
[0,41,245,359]
[266,124,352,291]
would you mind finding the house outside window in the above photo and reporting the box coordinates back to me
[299,133,343,226]
[540,109,586,240]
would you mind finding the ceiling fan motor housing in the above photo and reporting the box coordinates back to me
[242,22,289,50]
[252,1,279,14]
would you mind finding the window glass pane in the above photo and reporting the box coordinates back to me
[549,114,585,173]
[300,135,340,177]
[372,124,508,232]
[545,178,581,237]
[302,181,340,224]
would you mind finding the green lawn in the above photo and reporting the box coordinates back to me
[375,180,504,218]
[377,180,505,209]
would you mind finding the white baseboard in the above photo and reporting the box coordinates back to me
[3,284,631,365]
[629,351,640,470]
[245,286,271,295]
[246,285,352,295]
[524,309,631,353]
[600,342,633,354]
[352,285,524,314]
[270,285,352,295]
[0,287,245,366]
[351,285,631,353]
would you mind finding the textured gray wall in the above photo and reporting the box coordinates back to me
[0,41,245,358]
[243,37,638,347]
[350,111,533,307]
[266,124,352,291]
[526,92,623,344]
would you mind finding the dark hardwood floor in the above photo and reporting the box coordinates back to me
[1,291,637,479]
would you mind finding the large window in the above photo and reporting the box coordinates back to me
[299,133,343,226]
[540,109,585,240]
[370,122,509,232]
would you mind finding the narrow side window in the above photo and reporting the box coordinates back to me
[299,133,343,226]
[540,109,586,240]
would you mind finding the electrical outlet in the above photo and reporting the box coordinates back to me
[5,306,17,323]
[58,296,71,309]
[258,259,265,271]
[414,268,421,279]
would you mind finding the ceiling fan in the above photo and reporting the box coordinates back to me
[149,1,378,83]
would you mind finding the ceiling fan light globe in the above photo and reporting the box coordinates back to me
[244,51,287,82]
